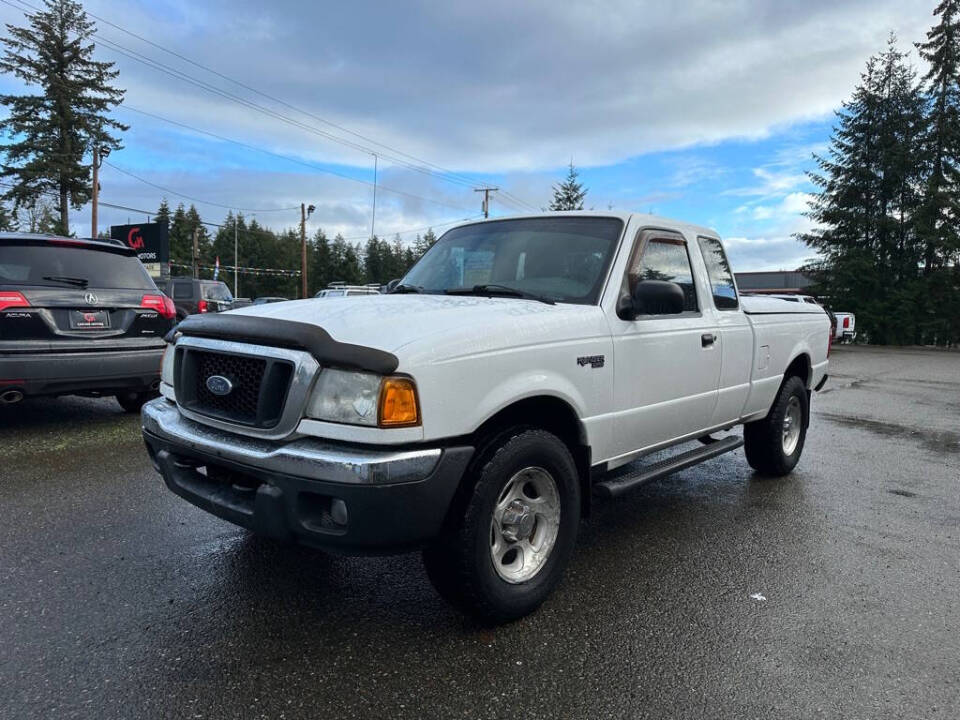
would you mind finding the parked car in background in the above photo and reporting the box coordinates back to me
[144,212,830,622]
[314,282,381,298]
[252,296,289,305]
[154,278,235,319]
[0,233,175,411]
[834,312,856,343]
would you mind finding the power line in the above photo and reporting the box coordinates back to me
[80,3,537,207]
[0,180,475,243]
[102,160,300,213]
[117,104,475,213]
[339,215,482,241]
[0,0,540,212]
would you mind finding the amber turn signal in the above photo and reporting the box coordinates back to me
[378,377,420,427]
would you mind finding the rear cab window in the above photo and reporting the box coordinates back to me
[0,240,155,290]
[696,236,738,310]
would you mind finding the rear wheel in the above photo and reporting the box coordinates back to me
[423,428,580,624]
[743,375,808,476]
[116,390,157,413]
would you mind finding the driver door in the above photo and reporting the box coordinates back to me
[608,229,721,457]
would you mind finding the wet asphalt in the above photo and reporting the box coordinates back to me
[1,346,958,719]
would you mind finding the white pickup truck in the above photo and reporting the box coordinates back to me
[142,213,830,622]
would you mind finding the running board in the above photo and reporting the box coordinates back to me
[595,436,744,499]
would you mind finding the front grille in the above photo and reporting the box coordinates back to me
[176,347,294,428]
[193,351,266,423]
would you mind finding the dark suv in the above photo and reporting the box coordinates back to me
[0,233,175,411]
[154,278,235,319]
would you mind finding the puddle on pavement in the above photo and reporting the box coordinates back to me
[820,412,960,455]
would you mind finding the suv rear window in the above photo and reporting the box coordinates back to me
[0,242,155,290]
[202,283,233,301]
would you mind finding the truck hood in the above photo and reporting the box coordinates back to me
[225,294,606,367]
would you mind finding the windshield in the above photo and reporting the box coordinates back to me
[202,282,233,301]
[0,242,155,290]
[401,216,624,304]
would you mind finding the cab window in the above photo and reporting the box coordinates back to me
[696,236,738,310]
[629,237,698,313]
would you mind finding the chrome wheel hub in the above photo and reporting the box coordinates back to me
[490,467,561,584]
[782,395,802,455]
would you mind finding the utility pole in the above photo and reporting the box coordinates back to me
[90,145,109,238]
[301,203,315,298]
[91,147,99,239]
[474,187,499,218]
[192,227,200,279]
[234,214,239,298]
[371,154,378,239]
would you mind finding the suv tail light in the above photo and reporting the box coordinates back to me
[0,291,30,312]
[843,316,850,329]
[197,299,208,313]
[141,294,176,320]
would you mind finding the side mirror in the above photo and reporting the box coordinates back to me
[619,279,685,319]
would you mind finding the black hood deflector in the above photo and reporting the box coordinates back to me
[174,313,399,375]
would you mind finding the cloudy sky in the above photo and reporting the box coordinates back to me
[0,0,937,269]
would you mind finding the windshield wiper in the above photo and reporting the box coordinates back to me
[445,284,555,305]
[42,275,89,288]
[390,283,424,294]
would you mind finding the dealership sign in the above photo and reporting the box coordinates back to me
[110,222,169,277]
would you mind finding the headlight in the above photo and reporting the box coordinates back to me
[305,370,420,428]
[161,343,175,386]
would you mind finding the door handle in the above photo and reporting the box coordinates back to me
[701,333,716,347]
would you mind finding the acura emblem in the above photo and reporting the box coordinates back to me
[84,292,99,305]
[205,375,233,396]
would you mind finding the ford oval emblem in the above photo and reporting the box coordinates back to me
[205,375,233,396]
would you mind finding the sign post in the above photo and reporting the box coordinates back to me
[110,222,170,278]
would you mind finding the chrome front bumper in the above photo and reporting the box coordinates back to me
[141,397,440,485]
[141,398,474,552]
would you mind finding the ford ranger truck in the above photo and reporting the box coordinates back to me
[142,213,830,622]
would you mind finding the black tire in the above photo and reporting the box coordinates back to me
[115,390,157,413]
[743,375,808,476]
[423,428,580,624]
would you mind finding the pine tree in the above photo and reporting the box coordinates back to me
[0,200,15,231]
[915,1,960,343]
[549,162,587,211]
[310,228,331,290]
[413,228,437,257]
[155,198,172,227]
[0,0,127,235]
[916,1,960,271]
[800,37,926,345]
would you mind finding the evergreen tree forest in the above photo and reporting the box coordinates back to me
[157,199,438,299]
[802,4,960,345]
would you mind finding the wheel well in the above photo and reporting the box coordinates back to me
[784,353,812,388]
[472,396,592,517]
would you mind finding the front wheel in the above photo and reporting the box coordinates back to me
[743,375,808,476]
[423,428,580,624]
